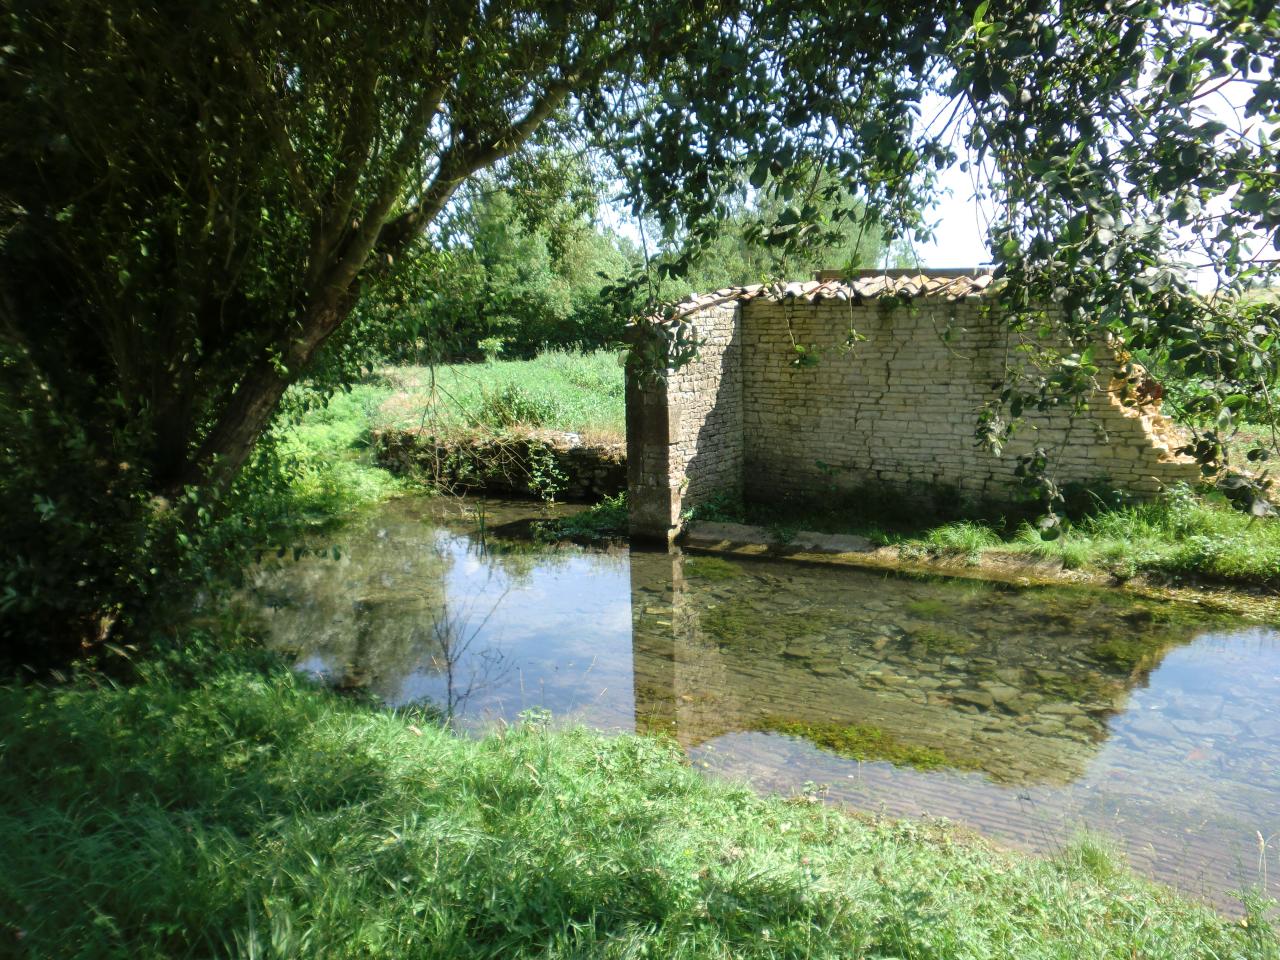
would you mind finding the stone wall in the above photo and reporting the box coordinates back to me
[377,430,626,501]
[627,301,743,540]
[628,276,1201,541]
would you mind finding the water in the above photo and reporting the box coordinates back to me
[239,497,1280,909]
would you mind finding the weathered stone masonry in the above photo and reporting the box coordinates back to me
[627,271,1201,541]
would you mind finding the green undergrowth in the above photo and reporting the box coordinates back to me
[688,485,1280,589]
[269,383,413,525]
[1,643,1274,959]
[374,349,625,442]
[757,717,984,774]
[534,492,629,542]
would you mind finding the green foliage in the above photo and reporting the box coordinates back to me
[413,181,637,360]
[534,494,629,543]
[657,172,894,297]
[476,383,561,430]
[0,648,1271,958]
[376,351,626,441]
[955,2,1280,505]
[1012,486,1280,587]
[922,522,1004,563]
[258,383,411,528]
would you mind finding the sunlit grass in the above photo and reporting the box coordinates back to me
[1,645,1273,959]
[693,485,1280,588]
[374,349,626,442]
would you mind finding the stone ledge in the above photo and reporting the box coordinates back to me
[375,429,626,501]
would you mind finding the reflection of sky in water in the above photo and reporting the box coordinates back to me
[392,533,636,726]
[243,497,1280,910]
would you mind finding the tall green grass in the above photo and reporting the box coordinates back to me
[1006,487,1280,585]
[253,383,412,531]
[1,646,1274,959]
[375,349,626,440]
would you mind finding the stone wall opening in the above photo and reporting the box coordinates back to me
[626,270,1200,542]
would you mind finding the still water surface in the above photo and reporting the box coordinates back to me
[242,497,1280,908]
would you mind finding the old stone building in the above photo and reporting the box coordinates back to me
[626,269,1201,541]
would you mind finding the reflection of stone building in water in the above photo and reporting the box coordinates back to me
[630,551,1190,787]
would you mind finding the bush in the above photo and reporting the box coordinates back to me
[476,383,561,430]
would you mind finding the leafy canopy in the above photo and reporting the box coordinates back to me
[2,0,1279,657]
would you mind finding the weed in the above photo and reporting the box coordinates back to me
[682,555,744,581]
[535,493,629,542]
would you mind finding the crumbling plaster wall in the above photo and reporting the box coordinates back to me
[627,291,1200,541]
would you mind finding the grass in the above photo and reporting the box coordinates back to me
[1,642,1275,959]
[272,384,413,521]
[374,349,626,443]
[1003,486,1280,586]
[240,349,627,543]
[687,484,1280,589]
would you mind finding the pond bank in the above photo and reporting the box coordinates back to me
[375,428,625,501]
[681,519,1280,621]
[1,648,1273,957]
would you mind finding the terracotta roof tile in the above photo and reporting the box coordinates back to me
[640,271,995,326]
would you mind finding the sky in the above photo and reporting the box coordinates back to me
[907,83,1270,287]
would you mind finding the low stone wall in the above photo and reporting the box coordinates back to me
[375,430,626,501]
[627,273,1203,541]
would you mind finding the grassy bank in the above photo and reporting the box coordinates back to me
[692,485,1280,590]
[270,385,412,524]
[0,644,1273,959]
[259,349,626,528]
[373,349,625,442]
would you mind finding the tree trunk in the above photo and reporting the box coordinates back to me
[173,296,356,501]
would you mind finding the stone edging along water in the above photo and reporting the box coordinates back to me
[374,428,626,501]
[681,520,1280,622]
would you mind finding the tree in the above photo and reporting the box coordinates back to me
[1,0,1278,659]
[670,170,897,294]
[410,172,637,360]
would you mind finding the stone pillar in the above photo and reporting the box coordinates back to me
[625,303,745,542]
[625,331,682,543]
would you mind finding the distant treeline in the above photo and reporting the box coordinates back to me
[362,170,894,363]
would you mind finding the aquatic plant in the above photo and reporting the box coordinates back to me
[682,555,745,581]
[757,716,983,773]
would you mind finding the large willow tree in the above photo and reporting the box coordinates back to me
[2,0,1278,660]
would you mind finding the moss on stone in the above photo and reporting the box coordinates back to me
[904,598,950,619]
[683,555,745,581]
[757,716,983,772]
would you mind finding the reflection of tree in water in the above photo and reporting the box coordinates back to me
[236,496,626,703]
[418,584,513,724]
[233,508,458,694]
